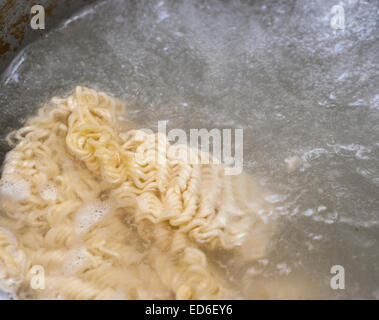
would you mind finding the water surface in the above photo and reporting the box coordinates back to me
[0,0,378,299]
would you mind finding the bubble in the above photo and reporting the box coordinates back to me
[0,175,30,201]
[62,246,91,275]
[264,194,287,204]
[40,181,58,201]
[276,263,291,276]
[75,200,111,235]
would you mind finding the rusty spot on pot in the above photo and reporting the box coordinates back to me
[45,0,61,17]
[0,0,23,58]
[0,38,10,56]
[9,14,28,43]
[0,0,97,70]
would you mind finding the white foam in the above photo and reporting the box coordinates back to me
[75,200,110,235]
[0,175,30,201]
[0,276,21,297]
[62,246,91,275]
[2,161,16,175]
[40,181,58,201]
[284,155,302,172]
[276,263,292,276]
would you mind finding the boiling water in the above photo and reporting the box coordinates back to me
[0,0,378,299]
